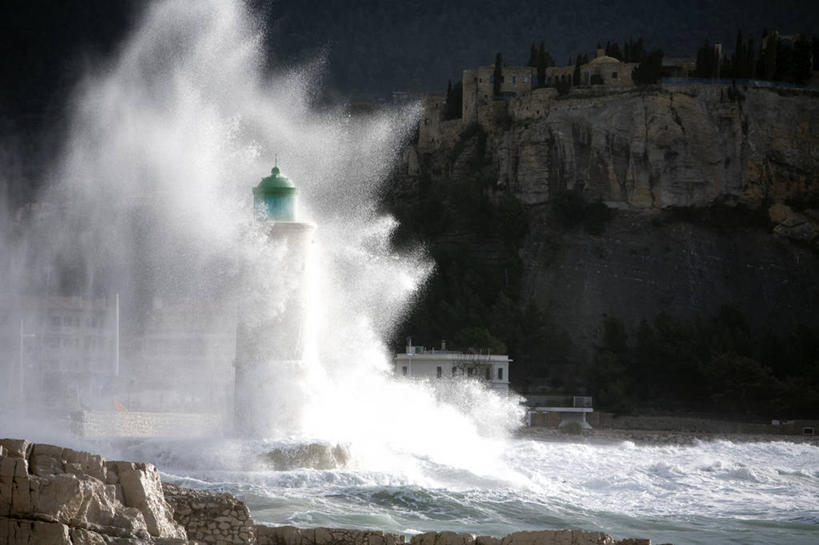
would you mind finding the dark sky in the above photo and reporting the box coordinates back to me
[2,0,818,201]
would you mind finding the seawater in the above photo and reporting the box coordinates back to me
[152,438,819,545]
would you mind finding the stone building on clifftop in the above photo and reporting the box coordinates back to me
[462,49,639,124]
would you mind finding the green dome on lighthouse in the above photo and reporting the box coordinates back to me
[253,166,298,221]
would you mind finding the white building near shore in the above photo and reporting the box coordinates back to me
[393,340,511,394]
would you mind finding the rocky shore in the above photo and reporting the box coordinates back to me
[1,438,656,545]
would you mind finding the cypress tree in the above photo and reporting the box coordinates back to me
[493,52,503,96]
[535,42,554,88]
[527,44,537,67]
[608,42,622,60]
[573,54,582,85]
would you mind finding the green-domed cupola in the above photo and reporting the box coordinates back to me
[253,166,298,221]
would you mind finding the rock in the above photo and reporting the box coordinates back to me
[256,524,300,545]
[115,462,186,539]
[0,439,32,459]
[768,203,793,224]
[411,532,475,545]
[63,448,107,482]
[500,530,614,545]
[773,212,819,242]
[0,517,72,545]
[265,443,350,470]
[476,537,501,545]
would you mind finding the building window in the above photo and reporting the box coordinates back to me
[452,366,457,376]
[523,76,528,83]
[512,76,516,83]
[489,75,494,83]
[612,72,618,79]
[467,368,474,377]
[498,368,503,381]
[402,366,408,376]
[436,366,442,378]
[485,368,490,380]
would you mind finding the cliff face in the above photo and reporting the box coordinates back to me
[400,85,819,359]
[521,209,819,348]
[495,86,819,210]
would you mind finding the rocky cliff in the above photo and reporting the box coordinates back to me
[490,86,819,211]
[0,438,186,544]
[1,438,653,545]
[398,85,819,359]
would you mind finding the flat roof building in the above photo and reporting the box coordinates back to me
[394,340,511,395]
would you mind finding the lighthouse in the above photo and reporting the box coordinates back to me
[233,166,315,437]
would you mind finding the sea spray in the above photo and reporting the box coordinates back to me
[1,0,524,472]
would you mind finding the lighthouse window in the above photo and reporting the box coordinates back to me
[402,366,408,376]
[436,366,442,378]
[498,368,504,380]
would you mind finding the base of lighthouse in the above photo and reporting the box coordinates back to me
[233,221,315,438]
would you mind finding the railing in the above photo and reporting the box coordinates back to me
[526,395,593,408]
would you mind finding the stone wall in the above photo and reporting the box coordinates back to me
[163,482,256,544]
[72,410,224,439]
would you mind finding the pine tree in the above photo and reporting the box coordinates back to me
[527,44,537,67]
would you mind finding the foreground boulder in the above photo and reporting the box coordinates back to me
[1,439,656,545]
[1,438,186,544]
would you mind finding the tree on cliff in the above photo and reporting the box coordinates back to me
[527,44,537,66]
[572,54,584,85]
[695,41,719,78]
[623,37,646,63]
[444,79,462,120]
[536,42,554,87]
[605,40,623,60]
[632,49,664,84]
[493,52,503,96]
[728,31,755,79]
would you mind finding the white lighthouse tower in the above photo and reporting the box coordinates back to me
[233,166,315,437]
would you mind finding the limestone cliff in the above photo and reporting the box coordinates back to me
[489,86,819,210]
[398,85,819,359]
